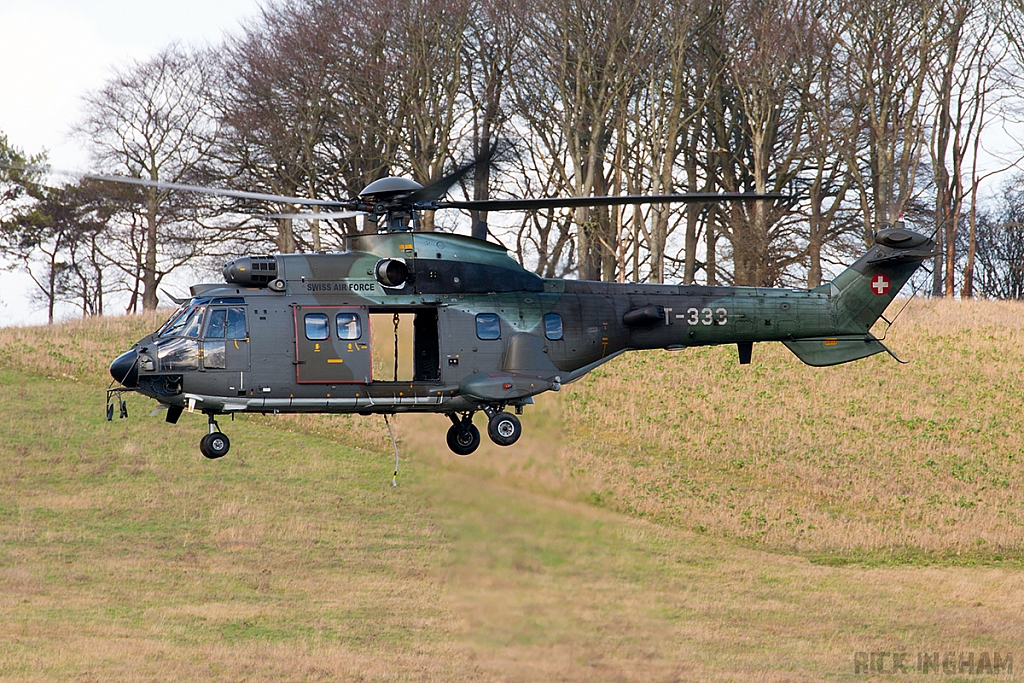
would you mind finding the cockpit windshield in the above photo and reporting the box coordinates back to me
[156,305,189,337]
[156,297,246,339]
[157,298,211,338]
[160,306,204,338]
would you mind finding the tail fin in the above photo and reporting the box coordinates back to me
[784,227,936,367]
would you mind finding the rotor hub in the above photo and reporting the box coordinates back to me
[359,177,423,199]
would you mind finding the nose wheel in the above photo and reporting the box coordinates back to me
[200,432,231,459]
[104,388,130,421]
[200,414,231,459]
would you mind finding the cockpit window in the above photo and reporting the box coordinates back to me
[205,307,247,340]
[157,298,212,337]
[159,306,194,337]
[226,308,247,339]
[158,307,187,336]
[194,306,247,371]
[206,309,227,338]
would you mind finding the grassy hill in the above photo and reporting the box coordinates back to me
[1,300,1023,681]
[565,298,1024,562]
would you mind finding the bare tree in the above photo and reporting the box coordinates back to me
[514,0,655,281]
[842,0,940,244]
[796,3,863,288]
[326,1,408,227]
[712,0,814,286]
[628,0,718,283]
[460,0,523,239]
[929,0,1005,297]
[501,119,579,277]
[393,0,473,231]
[216,0,470,242]
[62,0,1024,304]
[962,0,1024,296]
[77,44,220,311]
[966,174,1024,298]
[217,2,350,252]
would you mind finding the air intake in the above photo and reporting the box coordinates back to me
[223,256,278,287]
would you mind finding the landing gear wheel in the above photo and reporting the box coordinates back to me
[446,422,481,456]
[487,412,521,446]
[200,432,230,459]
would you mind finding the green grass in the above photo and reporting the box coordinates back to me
[0,367,464,681]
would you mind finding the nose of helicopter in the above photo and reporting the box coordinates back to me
[109,349,139,388]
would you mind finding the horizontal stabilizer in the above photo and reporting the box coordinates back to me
[782,335,887,367]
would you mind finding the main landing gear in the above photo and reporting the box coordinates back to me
[200,413,230,459]
[445,406,522,455]
[446,414,480,456]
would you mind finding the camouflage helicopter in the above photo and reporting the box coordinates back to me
[103,161,935,459]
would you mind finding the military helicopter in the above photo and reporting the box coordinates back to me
[103,160,936,459]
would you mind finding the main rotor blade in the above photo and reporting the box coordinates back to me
[408,146,497,204]
[85,174,355,208]
[432,192,786,212]
[265,210,364,220]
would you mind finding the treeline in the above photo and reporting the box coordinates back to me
[4,0,1024,320]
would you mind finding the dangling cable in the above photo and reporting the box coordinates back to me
[392,312,400,382]
[384,414,399,487]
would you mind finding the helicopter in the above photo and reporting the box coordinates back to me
[103,160,936,459]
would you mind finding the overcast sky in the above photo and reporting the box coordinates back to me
[0,0,262,325]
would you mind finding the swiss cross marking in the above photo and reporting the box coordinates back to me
[871,274,891,296]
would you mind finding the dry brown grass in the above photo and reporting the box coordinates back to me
[417,467,1024,682]
[0,311,168,382]
[3,299,1024,682]
[563,298,1024,557]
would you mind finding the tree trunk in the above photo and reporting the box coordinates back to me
[142,191,160,311]
[807,205,824,288]
[276,218,297,253]
[706,207,718,286]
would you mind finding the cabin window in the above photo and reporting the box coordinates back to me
[475,313,501,340]
[544,313,563,340]
[304,313,330,340]
[336,312,361,340]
